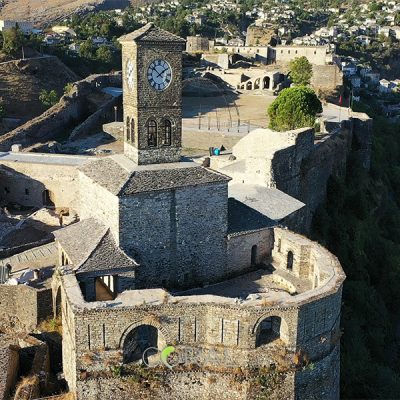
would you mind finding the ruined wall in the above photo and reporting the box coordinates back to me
[0,73,122,151]
[119,182,228,289]
[0,344,19,400]
[0,159,81,209]
[311,64,343,92]
[0,285,52,331]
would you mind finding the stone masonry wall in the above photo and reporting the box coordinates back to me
[0,160,81,209]
[0,285,52,331]
[119,182,228,289]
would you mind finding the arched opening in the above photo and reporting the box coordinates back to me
[246,81,253,90]
[251,245,258,266]
[42,189,55,207]
[256,316,284,346]
[123,324,165,364]
[126,116,131,142]
[130,118,135,143]
[263,76,271,89]
[287,251,294,271]
[162,119,172,146]
[254,78,260,90]
[147,119,157,147]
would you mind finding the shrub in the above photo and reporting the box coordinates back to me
[268,86,322,131]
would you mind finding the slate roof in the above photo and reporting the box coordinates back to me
[228,198,275,235]
[79,157,230,197]
[118,23,186,44]
[54,218,138,274]
[229,184,305,222]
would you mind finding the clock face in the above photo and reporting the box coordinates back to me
[126,59,134,90]
[147,59,172,91]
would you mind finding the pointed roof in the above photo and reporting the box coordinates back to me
[79,157,231,197]
[54,218,138,274]
[118,23,186,44]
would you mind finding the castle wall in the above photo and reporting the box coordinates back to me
[0,284,52,331]
[0,160,80,209]
[78,172,120,242]
[227,229,273,275]
[311,64,343,92]
[272,45,329,66]
[119,182,228,289]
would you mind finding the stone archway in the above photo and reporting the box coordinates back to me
[122,324,166,364]
[254,78,260,90]
[246,81,253,90]
[252,314,290,345]
[263,76,271,90]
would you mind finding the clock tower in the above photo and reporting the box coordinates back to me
[119,23,186,165]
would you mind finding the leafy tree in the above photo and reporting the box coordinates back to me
[79,39,95,59]
[39,89,59,108]
[268,86,322,131]
[2,27,24,55]
[96,45,113,64]
[289,56,313,86]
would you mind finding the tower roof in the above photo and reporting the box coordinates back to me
[118,22,186,44]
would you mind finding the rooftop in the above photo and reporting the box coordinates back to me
[79,155,231,196]
[54,218,138,274]
[0,151,91,167]
[118,23,186,44]
[229,184,305,222]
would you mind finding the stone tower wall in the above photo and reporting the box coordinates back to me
[122,41,184,164]
[119,182,228,288]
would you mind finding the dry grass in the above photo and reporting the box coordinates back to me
[38,316,62,335]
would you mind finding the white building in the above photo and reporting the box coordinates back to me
[0,20,33,34]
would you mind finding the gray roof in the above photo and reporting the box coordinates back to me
[228,198,275,235]
[229,184,305,222]
[118,23,186,44]
[79,157,230,197]
[54,219,138,274]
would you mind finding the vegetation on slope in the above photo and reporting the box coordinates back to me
[311,111,400,398]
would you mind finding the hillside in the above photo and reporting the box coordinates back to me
[0,0,145,26]
[0,56,79,132]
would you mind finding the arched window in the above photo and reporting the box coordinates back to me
[162,119,172,146]
[256,316,283,346]
[126,116,131,142]
[147,119,157,147]
[287,251,294,271]
[130,118,135,143]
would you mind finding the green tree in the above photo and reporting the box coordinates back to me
[79,39,95,59]
[289,56,313,86]
[96,45,113,64]
[268,86,322,131]
[2,27,24,55]
[39,89,59,108]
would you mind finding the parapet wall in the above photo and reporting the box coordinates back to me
[59,227,344,399]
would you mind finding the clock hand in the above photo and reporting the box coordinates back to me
[155,68,168,78]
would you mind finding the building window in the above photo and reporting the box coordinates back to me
[277,238,281,253]
[281,50,283,54]
[162,119,172,146]
[288,50,290,54]
[130,118,135,143]
[25,188,29,195]
[126,116,131,142]
[147,119,157,147]
[314,51,317,55]
[4,187,9,194]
